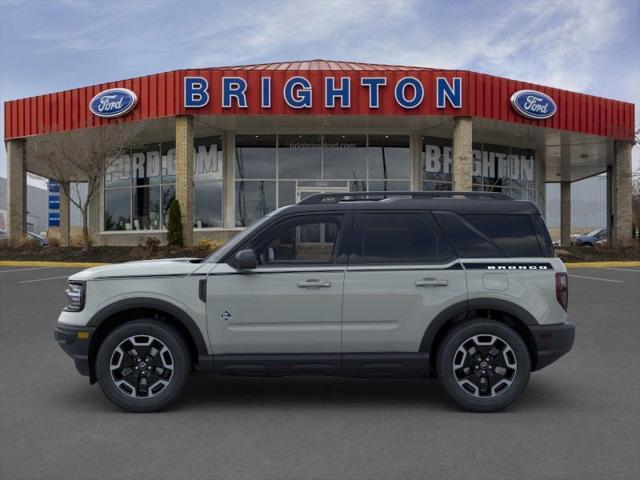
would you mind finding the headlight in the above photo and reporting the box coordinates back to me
[64,282,85,312]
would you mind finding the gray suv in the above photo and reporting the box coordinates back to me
[55,191,574,412]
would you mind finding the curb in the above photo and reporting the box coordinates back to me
[0,261,108,268]
[564,261,640,268]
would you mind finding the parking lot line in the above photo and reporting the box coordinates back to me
[18,275,70,284]
[599,267,640,273]
[0,266,55,274]
[568,274,624,283]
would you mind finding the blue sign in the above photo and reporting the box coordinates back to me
[49,199,60,210]
[510,90,557,120]
[89,88,138,118]
[48,181,60,193]
[48,212,60,227]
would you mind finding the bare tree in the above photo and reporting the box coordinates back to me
[27,121,144,250]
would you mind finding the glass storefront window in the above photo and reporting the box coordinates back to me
[132,143,161,187]
[195,181,222,228]
[323,134,367,180]
[105,154,131,188]
[236,135,276,179]
[234,134,411,221]
[104,136,223,232]
[194,136,223,228]
[236,180,276,227]
[422,136,453,189]
[104,188,131,231]
[368,135,410,180]
[161,185,175,228]
[278,135,322,179]
[422,136,536,198]
[132,186,160,230]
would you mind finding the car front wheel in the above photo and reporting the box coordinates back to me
[96,320,191,412]
[437,319,531,412]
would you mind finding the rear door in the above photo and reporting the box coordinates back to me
[341,211,467,371]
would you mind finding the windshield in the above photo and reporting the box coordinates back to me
[204,206,293,263]
[586,229,603,237]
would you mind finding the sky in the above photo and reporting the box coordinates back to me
[0,0,638,182]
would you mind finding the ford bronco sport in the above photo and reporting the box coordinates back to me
[55,191,574,412]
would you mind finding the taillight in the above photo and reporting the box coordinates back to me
[555,272,568,311]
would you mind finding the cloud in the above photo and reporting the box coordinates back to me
[0,0,638,177]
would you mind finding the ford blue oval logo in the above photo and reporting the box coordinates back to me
[89,88,138,118]
[510,89,556,120]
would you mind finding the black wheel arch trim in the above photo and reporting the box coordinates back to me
[86,297,209,357]
[419,298,539,353]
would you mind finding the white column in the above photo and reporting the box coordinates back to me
[222,133,236,228]
[560,181,571,246]
[452,117,473,191]
[6,139,27,244]
[611,141,633,247]
[410,133,422,191]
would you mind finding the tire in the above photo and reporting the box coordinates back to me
[96,319,191,412]
[436,319,530,412]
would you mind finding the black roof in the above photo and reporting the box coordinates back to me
[277,191,541,216]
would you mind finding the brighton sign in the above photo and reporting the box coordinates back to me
[183,75,463,110]
[510,89,557,120]
[89,88,138,118]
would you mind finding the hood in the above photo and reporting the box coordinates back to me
[69,258,205,281]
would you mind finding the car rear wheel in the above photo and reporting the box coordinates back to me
[437,319,530,412]
[96,320,191,412]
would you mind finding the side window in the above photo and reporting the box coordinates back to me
[462,214,542,257]
[255,216,342,265]
[357,213,455,264]
[530,214,554,257]
[434,212,504,258]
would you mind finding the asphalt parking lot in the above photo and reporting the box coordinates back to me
[1,265,639,480]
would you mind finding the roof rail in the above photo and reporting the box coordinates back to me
[298,191,512,205]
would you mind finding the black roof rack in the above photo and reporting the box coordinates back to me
[298,191,512,205]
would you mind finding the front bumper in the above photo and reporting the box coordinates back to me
[530,322,575,371]
[54,324,95,377]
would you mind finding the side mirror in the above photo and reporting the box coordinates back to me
[233,249,258,270]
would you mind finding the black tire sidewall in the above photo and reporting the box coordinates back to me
[437,320,531,412]
[96,319,190,412]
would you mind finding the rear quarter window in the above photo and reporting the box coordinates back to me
[434,212,543,258]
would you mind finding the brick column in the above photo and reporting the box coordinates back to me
[410,133,422,190]
[222,133,236,229]
[611,141,633,247]
[59,182,70,247]
[560,181,571,246]
[175,115,194,245]
[6,139,27,244]
[452,117,472,191]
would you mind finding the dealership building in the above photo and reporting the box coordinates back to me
[3,60,636,246]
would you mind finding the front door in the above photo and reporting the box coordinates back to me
[206,213,349,372]
[341,211,467,372]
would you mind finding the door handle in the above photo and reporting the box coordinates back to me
[297,279,332,288]
[415,278,448,287]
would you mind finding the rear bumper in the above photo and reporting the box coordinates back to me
[54,324,95,377]
[530,322,575,371]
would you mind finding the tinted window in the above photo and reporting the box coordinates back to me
[435,212,543,258]
[255,217,341,265]
[434,212,503,258]
[357,213,454,264]
[462,215,542,257]
[530,215,554,257]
